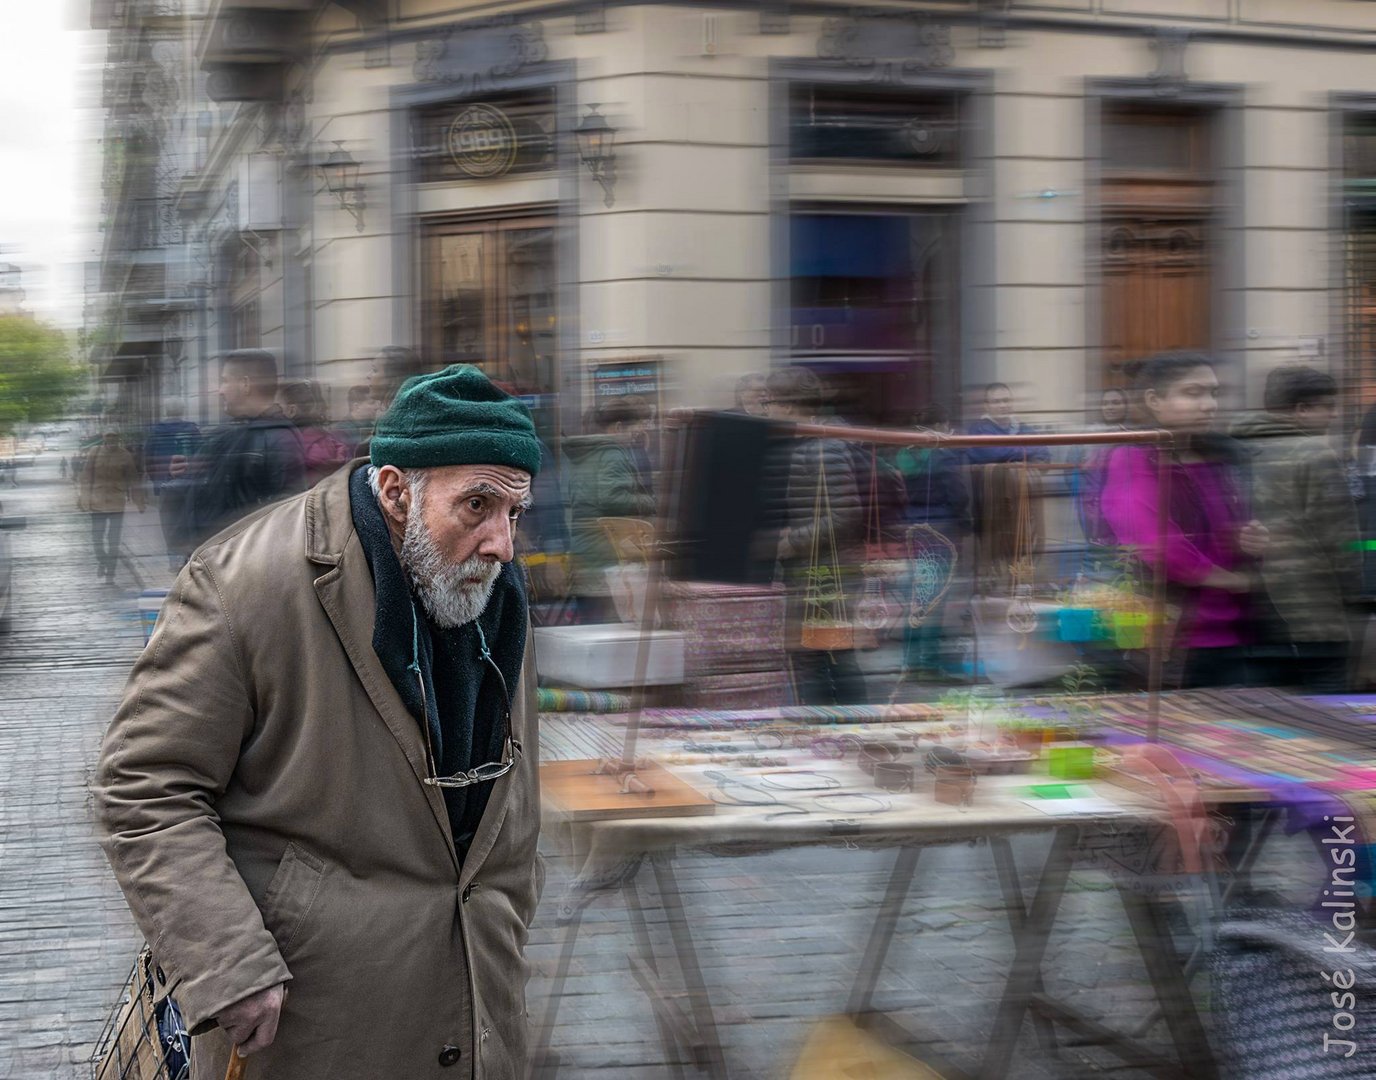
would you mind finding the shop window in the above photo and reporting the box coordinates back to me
[422,215,558,413]
[789,83,960,166]
[228,239,260,350]
[789,209,958,423]
[231,299,259,350]
[412,89,556,183]
[1102,104,1209,180]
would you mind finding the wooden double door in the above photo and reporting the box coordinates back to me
[1101,214,1210,385]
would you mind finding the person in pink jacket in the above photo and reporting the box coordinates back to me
[1100,353,1269,688]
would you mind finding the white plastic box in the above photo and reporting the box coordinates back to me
[534,624,686,689]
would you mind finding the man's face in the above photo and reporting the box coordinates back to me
[219,366,250,418]
[1295,396,1339,436]
[389,464,533,628]
[740,384,767,416]
[986,388,1014,422]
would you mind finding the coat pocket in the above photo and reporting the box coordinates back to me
[258,842,326,955]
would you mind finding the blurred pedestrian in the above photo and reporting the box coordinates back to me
[1098,387,1130,431]
[279,379,351,486]
[59,456,67,480]
[764,366,868,705]
[333,383,376,455]
[1100,353,1268,689]
[1076,388,1133,553]
[1230,366,1359,691]
[143,399,200,494]
[964,383,1052,464]
[172,350,306,554]
[369,345,429,413]
[732,372,768,417]
[79,431,145,584]
[621,393,657,495]
[965,383,1050,587]
[565,396,656,623]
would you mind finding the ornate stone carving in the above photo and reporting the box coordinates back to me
[759,3,790,36]
[978,0,1011,49]
[155,157,186,246]
[1149,28,1189,96]
[575,4,606,34]
[413,19,547,91]
[817,13,954,83]
[141,39,181,127]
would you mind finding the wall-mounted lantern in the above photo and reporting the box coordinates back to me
[317,141,365,231]
[575,105,617,208]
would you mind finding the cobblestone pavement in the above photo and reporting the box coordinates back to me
[0,447,167,1079]
[0,445,1324,1078]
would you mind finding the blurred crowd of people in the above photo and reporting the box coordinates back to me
[62,348,1376,709]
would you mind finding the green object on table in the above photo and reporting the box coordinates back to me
[1046,742,1095,780]
[1110,611,1150,650]
[1027,783,1074,799]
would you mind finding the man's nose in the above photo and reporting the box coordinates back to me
[477,516,515,563]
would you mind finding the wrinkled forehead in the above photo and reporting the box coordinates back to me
[426,463,533,501]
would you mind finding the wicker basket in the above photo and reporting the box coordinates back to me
[90,948,190,1080]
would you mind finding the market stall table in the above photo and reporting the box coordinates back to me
[533,730,1216,1080]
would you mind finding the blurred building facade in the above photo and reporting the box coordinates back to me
[88,0,1376,435]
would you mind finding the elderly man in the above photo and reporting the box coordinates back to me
[95,365,544,1079]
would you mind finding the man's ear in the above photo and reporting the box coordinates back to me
[376,466,409,526]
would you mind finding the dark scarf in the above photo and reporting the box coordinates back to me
[348,466,527,863]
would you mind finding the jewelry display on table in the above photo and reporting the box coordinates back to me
[872,761,915,793]
[933,764,977,808]
[858,740,905,776]
[759,770,844,792]
[702,770,810,818]
[812,792,892,815]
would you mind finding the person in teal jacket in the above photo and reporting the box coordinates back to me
[564,396,656,622]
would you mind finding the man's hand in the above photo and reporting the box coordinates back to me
[168,454,188,479]
[216,983,286,1055]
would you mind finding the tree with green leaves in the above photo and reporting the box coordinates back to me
[0,315,84,433]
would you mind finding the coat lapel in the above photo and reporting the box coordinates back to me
[307,470,461,878]
[457,626,535,890]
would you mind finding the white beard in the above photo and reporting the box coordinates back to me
[399,496,501,629]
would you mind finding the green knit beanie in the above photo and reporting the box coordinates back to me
[370,364,541,476]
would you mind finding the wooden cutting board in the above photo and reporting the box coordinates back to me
[540,759,715,821]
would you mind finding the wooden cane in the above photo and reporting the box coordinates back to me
[224,1049,248,1080]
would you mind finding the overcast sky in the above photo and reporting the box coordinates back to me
[0,1,97,327]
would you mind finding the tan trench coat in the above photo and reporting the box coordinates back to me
[80,443,143,513]
[93,463,542,1080]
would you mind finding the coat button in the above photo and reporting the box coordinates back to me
[438,1045,462,1067]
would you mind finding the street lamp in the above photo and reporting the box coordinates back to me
[575,105,617,208]
[317,141,365,232]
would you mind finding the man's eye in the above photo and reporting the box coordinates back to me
[468,498,485,513]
